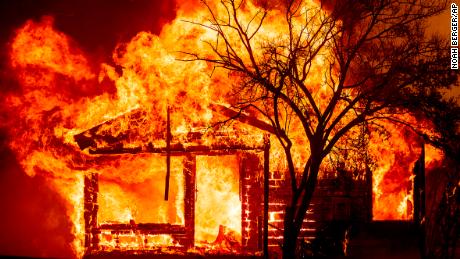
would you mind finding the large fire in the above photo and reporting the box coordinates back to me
[0,0,444,258]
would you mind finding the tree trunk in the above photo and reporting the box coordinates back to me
[282,159,321,258]
[282,205,298,258]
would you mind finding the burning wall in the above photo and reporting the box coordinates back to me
[74,107,269,255]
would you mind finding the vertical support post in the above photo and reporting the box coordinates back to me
[420,143,426,257]
[240,151,264,253]
[257,215,263,250]
[84,172,99,253]
[420,143,426,258]
[263,135,270,259]
[413,142,426,257]
[414,164,420,224]
[413,142,426,225]
[420,143,425,222]
[365,165,373,222]
[165,106,171,201]
[184,154,196,249]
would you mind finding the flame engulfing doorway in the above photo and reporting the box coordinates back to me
[195,155,241,245]
[81,128,267,256]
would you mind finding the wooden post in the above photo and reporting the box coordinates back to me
[366,165,373,222]
[420,143,425,222]
[413,142,426,257]
[184,154,196,249]
[413,142,425,225]
[420,142,426,258]
[258,215,263,250]
[84,172,99,252]
[165,106,171,200]
[263,135,270,259]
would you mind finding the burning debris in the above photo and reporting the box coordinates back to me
[75,107,269,256]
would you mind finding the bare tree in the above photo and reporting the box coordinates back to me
[182,0,457,257]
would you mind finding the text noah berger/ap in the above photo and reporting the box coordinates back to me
[452,3,458,69]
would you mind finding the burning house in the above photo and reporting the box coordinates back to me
[0,0,451,258]
[72,104,375,257]
[74,105,270,255]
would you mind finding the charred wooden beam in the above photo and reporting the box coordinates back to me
[74,104,274,152]
[365,165,373,222]
[75,133,96,150]
[263,135,270,259]
[413,142,426,256]
[210,103,276,135]
[183,130,263,141]
[165,106,171,201]
[88,144,142,154]
[184,154,196,249]
[257,216,263,251]
[98,223,186,235]
[84,172,99,251]
[89,142,265,155]
[211,103,273,132]
[413,142,425,225]
[74,109,159,150]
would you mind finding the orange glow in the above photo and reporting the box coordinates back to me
[98,155,184,225]
[195,155,241,245]
[370,121,443,220]
[11,16,94,83]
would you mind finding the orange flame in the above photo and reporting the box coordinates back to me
[1,1,445,257]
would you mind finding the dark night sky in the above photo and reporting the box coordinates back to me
[0,0,176,59]
[0,1,177,257]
